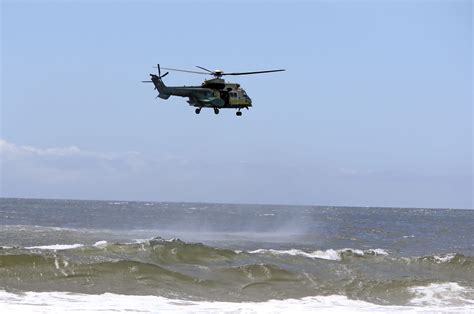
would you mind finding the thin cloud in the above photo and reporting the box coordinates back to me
[0,139,148,187]
[0,138,139,160]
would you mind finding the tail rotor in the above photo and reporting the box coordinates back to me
[155,64,169,78]
[143,64,171,100]
[142,63,168,88]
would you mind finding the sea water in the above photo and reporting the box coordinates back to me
[0,198,473,312]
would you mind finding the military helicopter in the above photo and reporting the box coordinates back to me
[143,64,285,116]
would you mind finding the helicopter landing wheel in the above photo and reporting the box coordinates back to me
[195,108,201,114]
[214,108,219,115]
[236,111,242,116]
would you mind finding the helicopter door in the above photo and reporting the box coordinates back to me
[219,91,230,106]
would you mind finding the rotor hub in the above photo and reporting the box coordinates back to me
[213,70,224,78]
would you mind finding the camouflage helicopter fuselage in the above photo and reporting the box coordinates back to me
[150,74,252,115]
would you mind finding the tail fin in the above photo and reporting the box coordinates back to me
[150,74,171,99]
[143,64,171,99]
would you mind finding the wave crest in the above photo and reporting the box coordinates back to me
[248,248,389,261]
[0,238,472,306]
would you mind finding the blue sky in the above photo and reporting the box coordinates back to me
[1,0,472,208]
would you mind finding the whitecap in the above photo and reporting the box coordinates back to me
[367,248,389,256]
[25,244,83,250]
[432,254,456,263]
[93,241,108,248]
[249,248,341,261]
[248,248,389,261]
[409,282,474,307]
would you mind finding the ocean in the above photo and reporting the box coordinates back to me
[0,197,473,313]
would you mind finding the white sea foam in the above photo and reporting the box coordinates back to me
[409,282,474,307]
[132,238,150,244]
[0,290,471,313]
[249,248,341,260]
[93,241,108,248]
[25,244,83,250]
[248,248,389,261]
[432,253,456,263]
[131,237,180,245]
[367,248,389,256]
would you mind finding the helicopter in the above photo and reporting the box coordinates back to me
[143,64,285,116]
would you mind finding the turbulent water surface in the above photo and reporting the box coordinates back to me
[0,198,473,312]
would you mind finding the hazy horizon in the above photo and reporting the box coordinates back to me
[0,195,471,211]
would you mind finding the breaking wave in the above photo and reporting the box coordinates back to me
[1,289,473,313]
[248,248,389,261]
[0,237,472,307]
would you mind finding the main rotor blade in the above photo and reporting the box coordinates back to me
[160,67,210,75]
[195,65,214,73]
[223,69,286,76]
[141,80,153,82]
